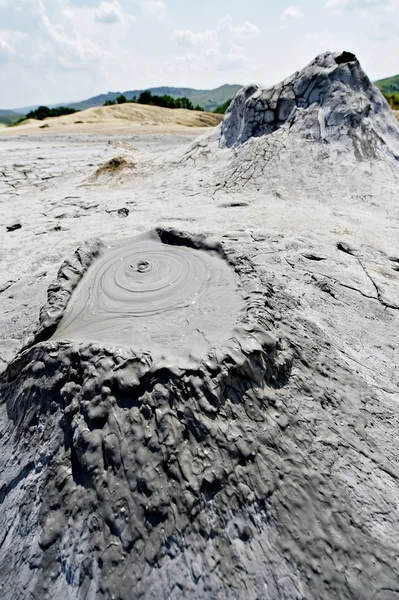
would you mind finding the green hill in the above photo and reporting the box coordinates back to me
[375,74,399,109]
[375,74,399,94]
[213,98,233,114]
[186,85,242,112]
[67,84,242,113]
[11,85,243,115]
[0,110,24,126]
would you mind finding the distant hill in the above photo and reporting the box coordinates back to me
[375,74,399,94]
[0,110,24,126]
[10,85,243,115]
[66,84,243,113]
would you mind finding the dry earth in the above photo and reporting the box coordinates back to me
[1,52,399,600]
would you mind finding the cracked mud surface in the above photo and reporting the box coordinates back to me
[1,52,399,599]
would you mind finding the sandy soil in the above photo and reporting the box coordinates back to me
[0,103,222,136]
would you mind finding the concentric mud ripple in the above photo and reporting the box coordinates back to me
[94,240,209,316]
[51,230,244,361]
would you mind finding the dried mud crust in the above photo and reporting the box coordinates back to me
[1,231,399,600]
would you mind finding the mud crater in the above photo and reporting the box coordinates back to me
[50,230,247,364]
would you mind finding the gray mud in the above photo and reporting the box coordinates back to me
[220,51,399,155]
[1,229,293,599]
[1,52,399,600]
[51,230,246,366]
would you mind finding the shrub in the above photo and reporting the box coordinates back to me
[383,92,399,109]
[26,106,78,120]
[213,99,233,114]
[137,91,153,105]
[137,91,204,111]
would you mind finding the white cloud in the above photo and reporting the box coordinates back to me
[217,15,260,37]
[170,15,258,75]
[164,53,201,73]
[62,8,74,19]
[36,0,107,65]
[0,34,14,62]
[95,1,124,24]
[281,6,303,21]
[236,21,261,36]
[171,29,215,47]
[326,0,349,8]
[217,46,250,71]
[0,29,28,63]
[370,0,399,39]
[326,0,388,11]
[205,46,219,59]
[167,45,253,74]
[68,0,104,5]
[171,16,259,49]
[140,0,166,21]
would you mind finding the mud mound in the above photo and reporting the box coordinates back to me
[91,155,135,181]
[220,51,399,157]
[183,51,399,191]
[0,229,295,598]
[2,229,399,600]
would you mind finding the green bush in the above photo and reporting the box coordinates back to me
[0,114,24,126]
[101,92,204,111]
[383,92,399,109]
[213,98,233,114]
[25,106,79,120]
[136,91,204,111]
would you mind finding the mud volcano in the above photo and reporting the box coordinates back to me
[220,51,399,154]
[0,229,293,599]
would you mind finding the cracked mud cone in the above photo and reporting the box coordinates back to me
[220,51,399,157]
[1,229,398,600]
[0,229,294,598]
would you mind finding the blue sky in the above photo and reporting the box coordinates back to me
[0,0,398,108]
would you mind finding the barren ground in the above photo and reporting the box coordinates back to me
[1,112,399,598]
[1,127,398,389]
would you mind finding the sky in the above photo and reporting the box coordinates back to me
[0,0,398,109]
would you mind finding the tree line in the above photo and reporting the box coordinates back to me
[9,93,233,128]
[25,106,78,120]
[104,92,204,111]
